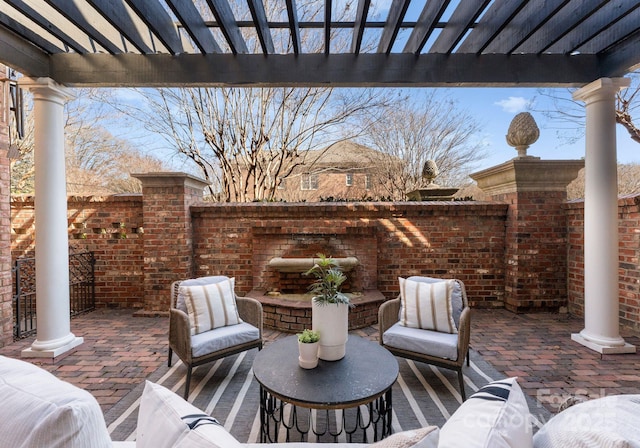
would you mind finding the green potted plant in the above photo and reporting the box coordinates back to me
[297,329,320,369]
[304,254,351,361]
[305,253,351,306]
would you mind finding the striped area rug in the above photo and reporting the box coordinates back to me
[105,347,551,443]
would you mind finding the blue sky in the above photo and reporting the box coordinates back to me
[446,86,639,172]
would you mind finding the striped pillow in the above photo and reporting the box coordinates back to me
[181,278,242,335]
[399,277,458,334]
[439,377,533,448]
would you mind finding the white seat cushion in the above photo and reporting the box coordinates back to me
[191,322,260,358]
[0,355,112,448]
[383,322,459,360]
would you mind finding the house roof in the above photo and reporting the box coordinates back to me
[1,1,639,88]
[304,141,387,170]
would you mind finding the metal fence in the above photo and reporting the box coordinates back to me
[13,251,95,339]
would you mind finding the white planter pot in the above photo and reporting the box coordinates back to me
[298,341,319,369]
[312,301,349,361]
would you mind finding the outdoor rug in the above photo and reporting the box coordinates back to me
[105,347,552,443]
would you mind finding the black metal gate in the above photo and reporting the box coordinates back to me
[13,251,96,339]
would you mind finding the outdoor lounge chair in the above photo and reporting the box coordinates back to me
[168,276,263,399]
[378,276,471,400]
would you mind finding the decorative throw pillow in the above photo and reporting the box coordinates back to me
[438,377,533,448]
[0,355,112,448]
[137,381,244,448]
[180,277,242,335]
[370,426,439,448]
[399,277,458,334]
[533,394,640,448]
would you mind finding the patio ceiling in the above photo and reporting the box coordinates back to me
[1,0,640,88]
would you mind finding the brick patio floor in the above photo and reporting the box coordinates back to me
[1,308,639,416]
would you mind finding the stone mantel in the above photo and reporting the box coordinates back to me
[470,159,584,196]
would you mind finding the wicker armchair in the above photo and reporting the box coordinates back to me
[378,277,471,400]
[168,276,263,399]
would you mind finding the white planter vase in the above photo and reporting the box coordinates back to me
[298,341,319,369]
[312,301,349,361]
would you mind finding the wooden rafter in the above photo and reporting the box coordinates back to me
[124,0,183,54]
[429,0,491,54]
[205,0,247,55]
[403,0,448,55]
[166,0,221,54]
[378,0,410,54]
[350,0,370,54]
[247,0,274,54]
[285,0,301,55]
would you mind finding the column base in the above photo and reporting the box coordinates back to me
[21,336,84,359]
[571,333,636,354]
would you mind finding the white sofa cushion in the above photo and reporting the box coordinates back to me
[533,394,640,448]
[400,277,460,333]
[439,377,533,448]
[137,381,244,448]
[191,321,260,358]
[181,277,242,335]
[382,322,458,360]
[0,355,112,448]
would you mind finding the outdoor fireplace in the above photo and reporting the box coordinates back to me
[247,228,383,332]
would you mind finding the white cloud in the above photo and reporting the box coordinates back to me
[494,96,530,113]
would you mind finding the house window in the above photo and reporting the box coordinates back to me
[301,173,318,190]
[365,174,372,190]
[346,173,353,186]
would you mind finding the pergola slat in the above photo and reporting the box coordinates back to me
[428,0,490,54]
[456,0,526,54]
[514,0,605,54]
[205,0,248,55]
[324,0,331,54]
[547,0,639,54]
[378,0,411,54]
[403,0,449,54]
[576,5,640,53]
[166,0,221,54]
[285,0,301,55]
[483,0,567,54]
[87,0,155,54]
[6,0,97,54]
[124,0,184,54]
[0,4,62,54]
[44,0,131,54]
[247,0,274,54]
[350,0,370,54]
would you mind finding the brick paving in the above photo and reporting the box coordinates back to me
[1,308,640,417]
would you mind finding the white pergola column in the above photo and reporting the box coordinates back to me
[19,77,83,358]
[571,78,635,354]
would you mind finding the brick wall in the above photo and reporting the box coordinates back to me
[567,194,640,332]
[0,67,12,347]
[11,195,145,309]
[191,201,509,307]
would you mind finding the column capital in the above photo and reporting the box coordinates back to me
[18,77,72,105]
[572,77,630,104]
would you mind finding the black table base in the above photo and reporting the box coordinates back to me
[259,387,393,443]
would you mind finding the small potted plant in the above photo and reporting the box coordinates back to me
[305,254,352,361]
[297,329,320,369]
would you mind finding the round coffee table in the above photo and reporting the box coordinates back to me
[253,335,398,443]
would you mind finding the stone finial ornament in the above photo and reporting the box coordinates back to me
[506,112,540,158]
[422,159,439,185]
